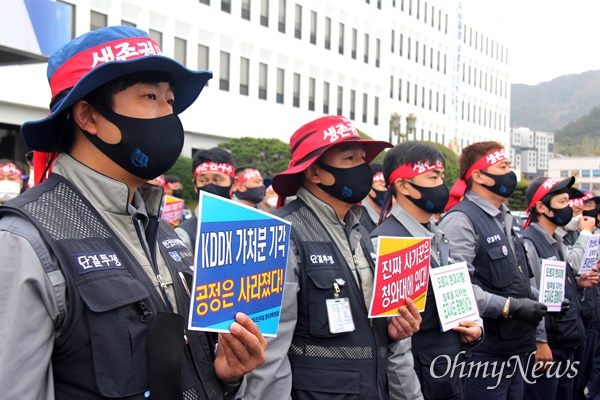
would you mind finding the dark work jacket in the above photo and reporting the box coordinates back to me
[524,226,585,348]
[445,200,536,355]
[359,205,377,233]
[275,199,390,400]
[563,230,600,323]
[372,216,466,400]
[178,214,198,251]
[1,175,226,400]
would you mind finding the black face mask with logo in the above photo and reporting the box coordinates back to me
[480,170,518,198]
[83,102,184,180]
[406,182,450,214]
[544,205,573,227]
[369,189,387,207]
[198,183,231,199]
[316,162,373,205]
[582,208,599,221]
[235,186,266,204]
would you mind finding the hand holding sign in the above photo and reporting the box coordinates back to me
[214,313,267,383]
[387,298,422,340]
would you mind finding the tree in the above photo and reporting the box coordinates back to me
[166,156,197,207]
[508,180,529,211]
[219,137,291,178]
[421,141,459,189]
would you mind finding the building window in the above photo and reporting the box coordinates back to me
[414,83,418,106]
[240,57,249,95]
[424,1,427,22]
[293,73,301,107]
[560,170,569,178]
[390,76,394,99]
[415,40,419,63]
[398,79,402,101]
[174,37,187,65]
[375,38,380,67]
[362,93,368,123]
[364,33,369,63]
[430,47,433,68]
[221,0,231,13]
[338,23,345,54]
[350,90,356,120]
[278,0,286,33]
[310,11,317,45]
[260,0,269,26]
[444,53,447,74]
[219,51,230,91]
[421,87,425,107]
[294,4,302,39]
[406,80,410,103]
[241,0,251,20]
[429,89,432,110]
[443,94,446,114]
[351,28,357,59]
[593,170,600,177]
[149,29,163,48]
[308,77,315,111]
[431,5,435,27]
[374,96,379,125]
[277,68,285,104]
[121,20,136,27]
[337,86,343,115]
[90,10,107,31]
[199,0,210,4]
[407,37,411,60]
[400,33,403,56]
[391,30,395,53]
[324,17,331,50]
[436,91,439,112]
[422,43,426,66]
[259,63,268,100]
[323,82,330,114]
[198,45,209,87]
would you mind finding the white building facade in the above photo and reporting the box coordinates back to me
[510,127,554,180]
[0,0,511,161]
[549,156,600,192]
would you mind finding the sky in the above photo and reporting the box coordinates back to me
[462,0,600,85]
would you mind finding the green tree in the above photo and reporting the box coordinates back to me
[508,180,529,211]
[421,141,459,189]
[219,137,291,178]
[166,156,197,207]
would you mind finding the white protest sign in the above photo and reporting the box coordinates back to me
[538,259,566,312]
[429,261,479,332]
[579,233,600,274]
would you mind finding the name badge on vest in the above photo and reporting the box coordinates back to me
[71,252,124,275]
[326,281,355,334]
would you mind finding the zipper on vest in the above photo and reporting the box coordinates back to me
[132,216,175,313]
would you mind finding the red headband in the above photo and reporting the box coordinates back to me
[194,162,235,178]
[569,198,584,208]
[445,149,508,212]
[527,178,562,212]
[0,163,22,176]
[372,172,385,183]
[50,37,161,98]
[388,160,444,187]
[237,169,262,184]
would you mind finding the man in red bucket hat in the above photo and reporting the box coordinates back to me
[0,26,266,399]
[245,115,423,400]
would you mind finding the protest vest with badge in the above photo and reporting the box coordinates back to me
[275,199,389,400]
[1,174,226,400]
[445,200,536,354]
[523,226,585,348]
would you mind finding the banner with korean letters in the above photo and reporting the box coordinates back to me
[161,195,185,226]
[538,259,566,312]
[369,237,430,317]
[188,192,290,336]
[429,262,479,332]
[579,233,600,274]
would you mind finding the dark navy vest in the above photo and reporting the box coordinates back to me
[445,200,536,354]
[1,175,225,400]
[275,199,389,400]
[524,226,585,348]
[178,214,198,252]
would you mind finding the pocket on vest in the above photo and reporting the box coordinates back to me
[77,273,151,397]
[291,365,361,398]
[486,245,513,288]
[306,268,351,338]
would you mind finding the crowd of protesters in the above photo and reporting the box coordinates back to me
[1,25,600,400]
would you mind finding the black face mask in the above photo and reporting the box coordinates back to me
[480,170,517,198]
[171,189,183,198]
[83,102,184,180]
[198,183,231,199]
[316,162,373,205]
[544,205,573,226]
[369,189,387,207]
[235,186,266,204]
[582,209,599,221]
[406,182,450,214]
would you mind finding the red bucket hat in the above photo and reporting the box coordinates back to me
[21,25,212,152]
[272,116,392,197]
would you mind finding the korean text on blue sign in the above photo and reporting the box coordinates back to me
[188,192,290,336]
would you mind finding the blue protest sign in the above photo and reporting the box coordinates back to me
[188,192,290,336]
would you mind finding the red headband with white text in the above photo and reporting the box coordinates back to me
[0,163,23,177]
[236,169,262,184]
